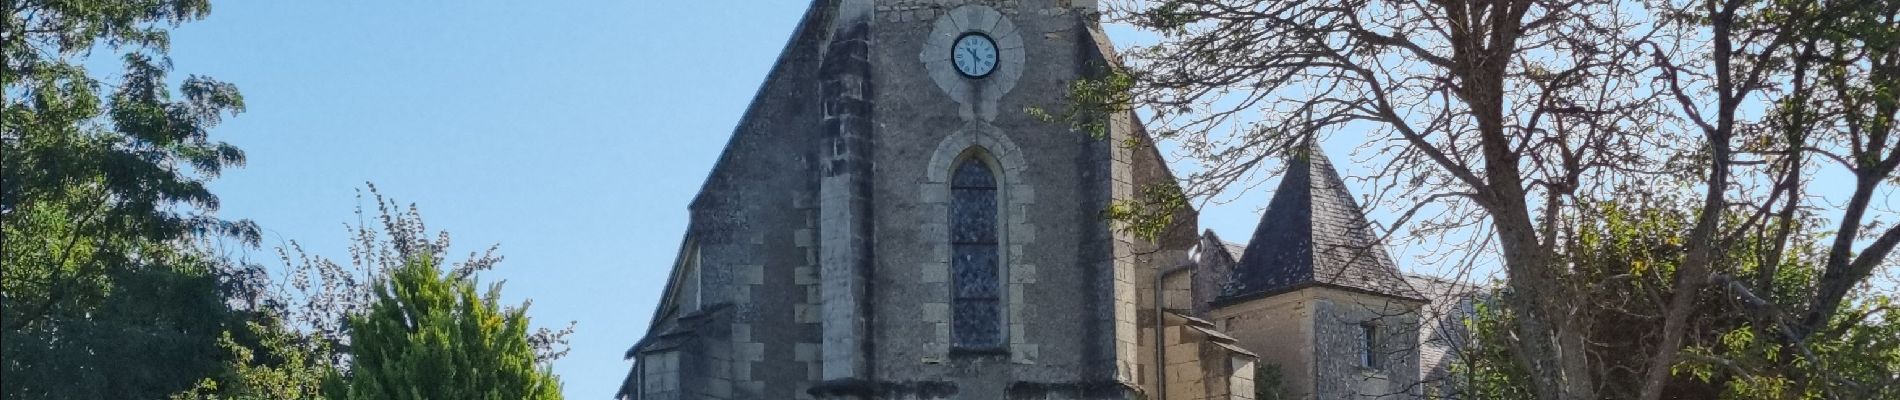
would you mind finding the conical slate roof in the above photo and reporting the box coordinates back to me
[1220,143,1423,303]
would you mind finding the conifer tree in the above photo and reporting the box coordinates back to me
[325,256,562,400]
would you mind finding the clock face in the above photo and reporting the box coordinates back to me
[952,33,998,78]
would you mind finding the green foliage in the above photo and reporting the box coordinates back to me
[2,0,256,261]
[4,3,576,399]
[1,248,248,399]
[1029,66,1190,243]
[325,256,562,400]
[177,187,573,400]
[1251,362,1288,400]
[171,318,337,400]
[1674,295,1900,400]
[1025,66,1134,140]
[1805,298,1900,398]
[3,1,262,397]
[1102,183,1189,242]
[264,185,575,366]
[1453,296,1537,399]
[1453,200,1900,399]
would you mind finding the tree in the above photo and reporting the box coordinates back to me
[1,247,253,399]
[178,185,575,399]
[3,0,258,328]
[3,0,260,397]
[265,185,575,366]
[1453,200,1900,399]
[1066,0,1900,398]
[5,2,575,398]
[169,317,337,400]
[324,255,562,400]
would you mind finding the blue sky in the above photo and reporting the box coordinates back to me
[165,2,1238,397]
[160,1,1889,398]
[169,1,817,397]
[159,1,1485,397]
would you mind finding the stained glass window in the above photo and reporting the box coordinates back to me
[950,158,1002,350]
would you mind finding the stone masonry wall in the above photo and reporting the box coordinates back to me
[631,1,1232,398]
[862,1,1140,398]
[1310,289,1422,400]
[676,1,833,398]
[1210,289,1318,399]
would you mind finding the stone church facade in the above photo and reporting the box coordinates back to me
[619,1,1472,399]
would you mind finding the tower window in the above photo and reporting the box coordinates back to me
[950,157,1002,350]
[1358,322,1380,369]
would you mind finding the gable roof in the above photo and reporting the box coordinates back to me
[1220,240,1247,263]
[1220,142,1423,303]
[688,0,832,210]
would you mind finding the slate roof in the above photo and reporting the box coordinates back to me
[625,304,730,358]
[1164,310,1258,358]
[1220,240,1247,262]
[1220,143,1424,303]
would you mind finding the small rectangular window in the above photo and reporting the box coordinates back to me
[1358,322,1380,369]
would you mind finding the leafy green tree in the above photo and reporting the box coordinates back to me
[325,255,562,400]
[170,317,337,400]
[3,0,257,324]
[1453,201,1900,399]
[5,2,572,398]
[3,0,261,397]
[176,187,571,400]
[1,248,251,399]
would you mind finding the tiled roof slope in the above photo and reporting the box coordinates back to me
[1220,240,1247,262]
[1221,143,1424,302]
[1407,274,1484,387]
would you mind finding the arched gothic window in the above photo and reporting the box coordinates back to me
[950,157,1002,350]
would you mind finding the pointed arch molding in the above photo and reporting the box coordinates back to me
[926,124,1026,185]
[920,125,1040,363]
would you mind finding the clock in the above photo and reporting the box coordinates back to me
[921,5,1024,121]
[952,32,998,78]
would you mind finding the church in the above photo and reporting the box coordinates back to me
[619,1,1473,399]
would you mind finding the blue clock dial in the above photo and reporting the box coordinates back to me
[952,33,998,78]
